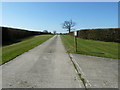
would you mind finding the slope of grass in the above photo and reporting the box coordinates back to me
[61,35,119,59]
[1,35,53,64]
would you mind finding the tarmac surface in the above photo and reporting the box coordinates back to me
[1,35,118,89]
[2,35,83,88]
[70,54,118,88]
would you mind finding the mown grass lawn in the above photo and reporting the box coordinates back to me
[1,35,53,64]
[61,35,119,59]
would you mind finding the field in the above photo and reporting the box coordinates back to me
[1,35,53,64]
[61,35,119,59]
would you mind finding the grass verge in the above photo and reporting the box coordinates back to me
[61,35,119,59]
[1,35,53,64]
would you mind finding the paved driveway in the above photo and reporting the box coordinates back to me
[70,54,118,88]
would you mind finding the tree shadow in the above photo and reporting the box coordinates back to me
[2,40,22,46]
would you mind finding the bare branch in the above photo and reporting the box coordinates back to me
[62,20,76,33]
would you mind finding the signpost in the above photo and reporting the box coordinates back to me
[74,31,77,52]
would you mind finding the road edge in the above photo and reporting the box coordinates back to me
[69,53,92,89]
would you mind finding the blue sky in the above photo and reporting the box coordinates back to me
[2,2,118,33]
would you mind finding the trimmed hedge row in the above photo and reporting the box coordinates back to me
[69,28,120,42]
[1,27,51,45]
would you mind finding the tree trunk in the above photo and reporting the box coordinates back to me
[68,28,70,33]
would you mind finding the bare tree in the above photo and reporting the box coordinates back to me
[62,20,76,33]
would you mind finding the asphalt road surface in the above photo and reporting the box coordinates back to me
[1,35,118,89]
[70,54,118,88]
[2,35,83,88]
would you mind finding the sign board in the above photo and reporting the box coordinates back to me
[74,31,77,36]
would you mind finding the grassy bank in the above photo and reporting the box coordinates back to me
[61,35,119,59]
[1,35,53,64]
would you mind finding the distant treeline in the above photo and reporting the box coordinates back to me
[1,27,52,45]
[68,28,120,43]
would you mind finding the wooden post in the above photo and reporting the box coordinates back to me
[74,36,77,52]
[74,31,77,52]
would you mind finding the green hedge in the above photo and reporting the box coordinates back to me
[69,28,120,42]
[1,27,50,45]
